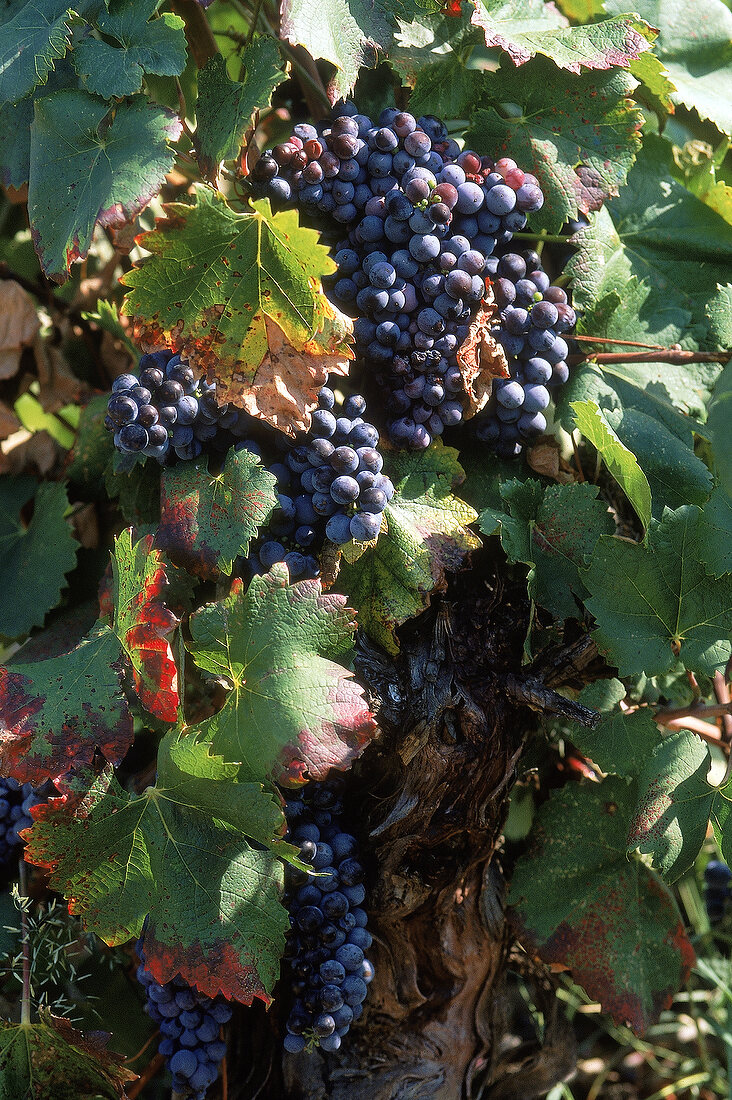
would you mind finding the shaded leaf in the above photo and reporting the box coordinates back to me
[111,529,178,723]
[25,732,290,1002]
[337,440,480,654]
[195,42,286,182]
[707,359,732,498]
[465,61,643,234]
[0,0,73,108]
[66,394,116,497]
[627,730,722,882]
[72,0,187,100]
[156,447,278,579]
[280,0,399,99]
[583,505,732,677]
[565,137,732,356]
[697,486,732,577]
[29,90,182,283]
[571,400,651,531]
[0,476,78,640]
[469,0,650,73]
[605,0,732,135]
[479,479,614,620]
[508,776,695,1033]
[122,190,352,434]
[187,566,376,784]
[0,621,132,785]
[408,52,482,120]
[0,1010,136,1100]
[568,680,662,778]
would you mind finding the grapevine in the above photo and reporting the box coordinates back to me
[0,2,730,1098]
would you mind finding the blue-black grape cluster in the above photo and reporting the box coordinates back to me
[105,350,257,463]
[474,249,576,457]
[136,938,232,1099]
[247,104,566,452]
[0,777,44,872]
[246,385,394,577]
[281,779,374,1054]
[704,859,732,924]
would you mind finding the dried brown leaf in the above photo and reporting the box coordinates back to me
[0,280,41,380]
[455,290,509,418]
[0,400,21,441]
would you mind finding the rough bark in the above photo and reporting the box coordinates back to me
[229,558,589,1100]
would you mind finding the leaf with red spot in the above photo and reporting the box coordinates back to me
[627,729,732,883]
[111,528,179,722]
[337,440,480,655]
[28,90,182,283]
[156,447,278,580]
[187,564,376,785]
[469,0,651,73]
[508,776,695,1034]
[121,188,353,435]
[24,730,293,1003]
[0,1008,137,1099]
[465,59,644,233]
[479,479,614,620]
[0,621,132,785]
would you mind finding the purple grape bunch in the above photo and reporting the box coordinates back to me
[475,249,576,457]
[105,350,257,464]
[136,938,232,1099]
[281,779,374,1054]
[247,103,571,452]
[246,384,394,580]
[704,859,732,925]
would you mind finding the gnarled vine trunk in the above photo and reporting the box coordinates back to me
[229,559,584,1100]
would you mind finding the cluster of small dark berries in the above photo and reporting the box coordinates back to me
[0,777,45,873]
[136,938,232,1098]
[704,859,732,924]
[281,779,374,1053]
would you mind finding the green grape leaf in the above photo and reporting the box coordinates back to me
[629,49,676,113]
[583,505,732,677]
[156,448,278,579]
[66,394,116,497]
[0,621,132,785]
[571,400,652,530]
[605,0,732,135]
[25,731,291,1003]
[697,488,732,579]
[626,730,727,882]
[187,566,376,784]
[469,1,651,73]
[0,93,33,190]
[508,776,695,1033]
[408,52,482,120]
[121,189,352,435]
[564,137,732,356]
[195,42,286,183]
[568,680,662,778]
[104,455,161,528]
[465,61,643,234]
[707,284,732,348]
[337,440,480,655]
[0,0,74,108]
[28,90,182,283]
[0,476,78,640]
[280,0,397,98]
[0,1010,137,1100]
[111,530,179,722]
[479,479,614,620]
[707,359,732,499]
[72,0,187,100]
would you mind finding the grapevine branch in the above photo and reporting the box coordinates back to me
[570,348,730,366]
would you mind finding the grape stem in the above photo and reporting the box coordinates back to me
[571,349,730,365]
[19,858,31,1027]
[169,0,218,69]
[572,334,668,350]
[126,1052,166,1098]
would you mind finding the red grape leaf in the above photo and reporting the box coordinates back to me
[187,565,377,785]
[0,1009,137,1099]
[121,189,353,434]
[155,447,278,579]
[508,776,695,1033]
[111,528,179,722]
[0,621,132,785]
[24,731,292,1003]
